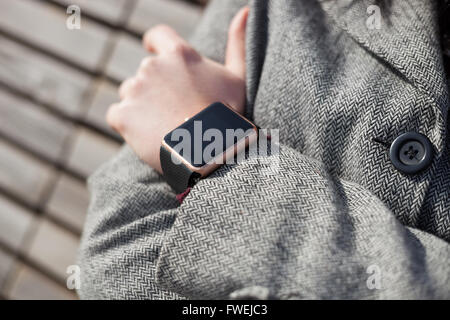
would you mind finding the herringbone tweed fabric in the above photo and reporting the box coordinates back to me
[78,0,450,299]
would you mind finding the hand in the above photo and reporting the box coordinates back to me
[106,7,249,174]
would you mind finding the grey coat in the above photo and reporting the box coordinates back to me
[78,0,450,299]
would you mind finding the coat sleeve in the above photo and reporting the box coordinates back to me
[78,141,450,299]
[77,0,450,300]
[155,144,450,299]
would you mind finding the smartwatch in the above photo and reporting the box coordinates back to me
[160,102,258,194]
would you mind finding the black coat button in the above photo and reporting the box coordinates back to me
[389,132,433,174]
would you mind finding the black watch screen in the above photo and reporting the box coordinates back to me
[163,102,256,168]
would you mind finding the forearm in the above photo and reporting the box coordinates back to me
[79,143,450,299]
[78,145,183,299]
[156,144,450,299]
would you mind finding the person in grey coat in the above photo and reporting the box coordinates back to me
[78,0,450,299]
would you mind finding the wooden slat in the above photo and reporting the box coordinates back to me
[25,219,79,282]
[0,139,55,206]
[127,0,202,38]
[0,35,92,117]
[53,0,130,25]
[0,249,15,292]
[0,0,111,71]
[86,80,121,138]
[66,128,121,178]
[6,263,77,300]
[104,33,148,82]
[0,195,34,252]
[0,89,74,162]
[46,174,89,233]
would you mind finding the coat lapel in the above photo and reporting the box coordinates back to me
[319,0,448,111]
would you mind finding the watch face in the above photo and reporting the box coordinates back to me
[163,102,257,168]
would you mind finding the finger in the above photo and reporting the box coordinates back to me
[137,56,155,76]
[225,6,249,79]
[119,78,136,100]
[106,102,124,133]
[143,24,189,55]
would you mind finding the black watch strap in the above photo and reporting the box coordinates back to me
[160,145,201,194]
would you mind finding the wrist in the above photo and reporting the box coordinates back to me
[159,102,257,194]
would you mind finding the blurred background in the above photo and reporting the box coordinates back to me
[0,0,207,300]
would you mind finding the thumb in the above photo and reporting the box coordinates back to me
[225,6,249,79]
